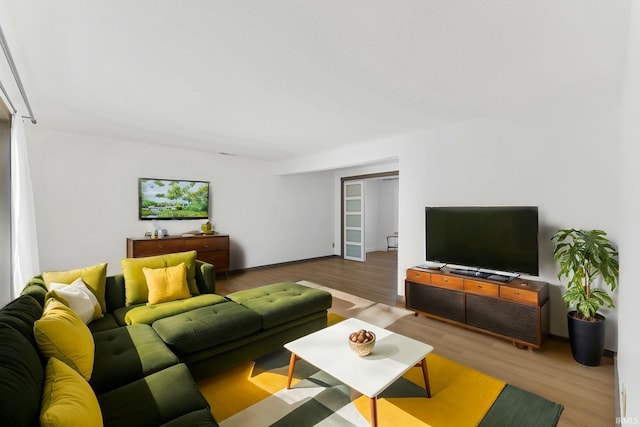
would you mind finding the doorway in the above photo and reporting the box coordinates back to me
[340,171,399,262]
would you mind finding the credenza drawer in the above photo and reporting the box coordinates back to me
[500,286,539,305]
[184,236,229,251]
[130,239,185,256]
[464,279,499,297]
[406,269,431,285]
[430,273,464,290]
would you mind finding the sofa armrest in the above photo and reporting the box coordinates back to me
[20,276,47,306]
[195,260,215,294]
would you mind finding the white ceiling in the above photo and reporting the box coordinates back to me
[0,1,630,160]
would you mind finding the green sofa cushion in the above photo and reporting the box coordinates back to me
[152,301,263,355]
[0,295,42,345]
[119,294,227,325]
[90,324,179,394]
[88,313,120,333]
[0,324,44,427]
[184,310,328,380]
[98,363,214,427]
[227,282,332,329]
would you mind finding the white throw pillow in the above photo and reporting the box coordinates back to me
[49,278,104,324]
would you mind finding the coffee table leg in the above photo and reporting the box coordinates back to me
[420,358,431,398]
[370,396,378,427]
[287,353,299,389]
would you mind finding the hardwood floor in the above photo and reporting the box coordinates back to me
[216,251,615,427]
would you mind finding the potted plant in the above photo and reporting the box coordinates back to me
[552,229,619,366]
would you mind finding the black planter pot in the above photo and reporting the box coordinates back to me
[567,311,606,366]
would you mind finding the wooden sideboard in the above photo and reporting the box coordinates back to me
[405,267,549,350]
[126,234,230,277]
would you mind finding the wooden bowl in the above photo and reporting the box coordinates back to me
[348,332,376,356]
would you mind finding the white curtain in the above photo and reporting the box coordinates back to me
[10,116,39,297]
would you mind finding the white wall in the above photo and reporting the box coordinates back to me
[24,128,335,275]
[397,93,622,350]
[365,178,399,252]
[283,89,622,351]
[617,1,640,421]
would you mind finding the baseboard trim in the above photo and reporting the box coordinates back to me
[226,255,340,275]
[547,333,568,343]
[547,333,616,358]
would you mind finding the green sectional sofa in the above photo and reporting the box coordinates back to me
[0,294,215,427]
[1,257,332,426]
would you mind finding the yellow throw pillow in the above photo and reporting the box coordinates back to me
[34,299,95,380]
[143,263,191,305]
[121,251,198,305]
[40,357,103,427]
[42,262,108,313]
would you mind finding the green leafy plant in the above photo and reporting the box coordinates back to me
[552,229,619,320]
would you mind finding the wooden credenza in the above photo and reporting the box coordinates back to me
[405,267,549,350]
[126,234,230,276]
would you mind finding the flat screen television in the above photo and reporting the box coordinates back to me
[425,206,539,277]
[138,178,210,220]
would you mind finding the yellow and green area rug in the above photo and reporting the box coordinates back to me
[198,317,563,427]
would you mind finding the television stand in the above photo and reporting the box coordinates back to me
[405,267,549,350]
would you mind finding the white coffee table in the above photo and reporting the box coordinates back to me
[284,318,434,427]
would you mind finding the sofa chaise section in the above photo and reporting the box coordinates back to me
[182,282,332,379]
